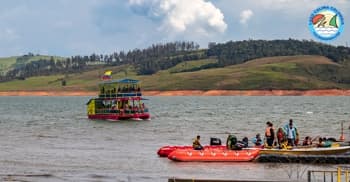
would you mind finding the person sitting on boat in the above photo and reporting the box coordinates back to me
[237,137,249,148]
[226,134,237,150]
[283,119,298,147]
[302,136,312,146]
[265,121,275,147]
[243,137,249,147]
[252,133,262,147]
[193,135,203,150]
[317,137,332,147]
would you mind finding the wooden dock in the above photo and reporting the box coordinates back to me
[168,178,293,182]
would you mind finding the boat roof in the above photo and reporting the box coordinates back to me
[100,78,139,85]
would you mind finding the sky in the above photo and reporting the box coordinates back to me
[0,0,349,57]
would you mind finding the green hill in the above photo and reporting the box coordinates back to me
[0,55,65,75]
[0,55,349,91]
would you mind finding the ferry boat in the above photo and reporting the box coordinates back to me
[86,72,150,121]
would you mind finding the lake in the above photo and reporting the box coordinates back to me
[0,96,349,181]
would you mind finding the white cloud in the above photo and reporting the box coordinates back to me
[240,9,253,24]
[128,0,227,36]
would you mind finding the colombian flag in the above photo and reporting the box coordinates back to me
[104,70,112,76]
[102,70,112,80]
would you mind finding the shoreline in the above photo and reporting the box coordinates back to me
[0,89,350,96]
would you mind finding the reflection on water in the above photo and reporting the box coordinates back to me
[0,96,349,181]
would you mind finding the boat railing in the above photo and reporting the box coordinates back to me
[307,167,349,182]
[99,92,142,98]
[95,108,148,114]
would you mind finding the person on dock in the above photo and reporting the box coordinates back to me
[284,119,298,146]
[193,135,203,150]
[265,121,275,147]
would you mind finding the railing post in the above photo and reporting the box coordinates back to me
[308,171,312,182]
[337,167,341,182]
[331,171,334,182]
[346,170,349,182]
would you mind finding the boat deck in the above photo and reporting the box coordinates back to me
[256,154,350,164]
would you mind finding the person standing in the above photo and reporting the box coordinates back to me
[284,119,298,146]
[276,127,285,148]
[265,121,275,147]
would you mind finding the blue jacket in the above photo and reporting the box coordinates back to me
[283,124,298,139]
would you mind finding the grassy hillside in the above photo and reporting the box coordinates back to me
[0,55,65,74]
[0,56,17,75]
[0,55,349,91]
[138,55,348,90]
[167,58,217,73]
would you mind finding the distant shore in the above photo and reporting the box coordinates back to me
[0,89,350,96]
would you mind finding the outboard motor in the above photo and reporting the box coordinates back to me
[210,137,222,146]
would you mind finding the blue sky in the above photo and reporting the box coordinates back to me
[0,0,349,57]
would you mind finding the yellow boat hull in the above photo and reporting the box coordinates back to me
[260,146,350,156]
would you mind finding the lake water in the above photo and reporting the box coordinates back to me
[0,96,349,182]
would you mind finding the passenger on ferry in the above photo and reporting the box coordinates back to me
[193,135,203,150]
[265,121,275,147]
[132,106,136,113]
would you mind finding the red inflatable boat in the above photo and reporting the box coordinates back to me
[157,145,226,157]
[167,148,261,162]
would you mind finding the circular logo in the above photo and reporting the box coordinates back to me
[309,6,344,41]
